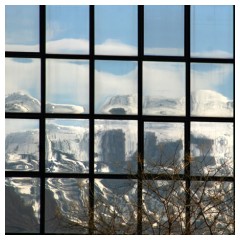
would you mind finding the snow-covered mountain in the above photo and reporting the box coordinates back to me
[5,92,41,112]
[191,90,233,117]
[100,94,138,114]
[5,90,234,234]
[5,92,85,113]
[5,90,233,116]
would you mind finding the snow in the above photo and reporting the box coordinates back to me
[5,89,234,232]
[5,92,85,113]
[191,90,233,117]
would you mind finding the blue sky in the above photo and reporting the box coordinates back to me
[95,6,137,47]
[5,5,234,56]
[191,5,233,57]
[144,5,184,55]
[5,5,234,111]
[5,6,39,47]
[46,6,89,41]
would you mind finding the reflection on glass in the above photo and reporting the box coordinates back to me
[5,177,40,233]
[190,181,234,234]
[46,6,89,54]
[46,119,89,173]
[191,122,233,176]
[95,60,138,114]
[5,58,41,112]
[95,6,137,55]
[94,179,137,234]
[45,178,89,234]
[143,62,185,116]
[191,63,233,117]
[142,180,185,234]
[94,120,137,173]
[144,122,184,174]
[5,119,39,171]
[144,6,184,56]
[5,6,39,52]
[46,59,89,113]
[191,6,233,58]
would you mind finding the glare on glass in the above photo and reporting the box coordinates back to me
[144,6,184,56]
[144,122,184,174]
[95,60,138,114]
[5,177,40,233]
[46,6,89,54]
[191,122,233,176]
[94,179,137,234]
[5,119,39,171]
[5,5,39,52]
[142,180,185,234]
[94,120,137,174]
[45,178,89,234]
[190,181,234,234]
[46,119,89,173]
[5,58,41,113]
[191,63,233,117]
[95,6,138,55]
[46,59,89,113]
[191,6,233,58]
[143,62,185,116]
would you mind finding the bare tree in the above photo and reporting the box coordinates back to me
[47,140,234,235]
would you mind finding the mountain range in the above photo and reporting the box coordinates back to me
[5,90,233,234]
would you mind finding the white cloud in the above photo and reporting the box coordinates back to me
[5,39,233,109]
[5,44,39,52]
[144,47,184,56]
[143,62,185,98]
[5,58,40,99]
[95,39,137,55]
[95,66,138,109]
[191,64,233,93]
[46,38,89,54]
[46,59,89,106]
[191,50,233,58]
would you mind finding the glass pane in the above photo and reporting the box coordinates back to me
[191,63,233,117]
[5,177,40,233]
[5,119,39,171]
[190,181,234,234]
[95,60,138,114]
[143,62,185,116]
[5,58,40,112]
[95,120,137,173]
[144,6,184,56]
[46,119,89,173]
[191,122,233,176]
[191,6,233,58]
[144,122,184,174]
[142,180,185,234]
[94,179,137,234]
[5,6,39,52]
[95,6,137,55]
[45,178,89,234]
[46,6,89,54]
[46,59,89,113]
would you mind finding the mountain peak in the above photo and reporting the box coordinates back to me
[5,92,40,112]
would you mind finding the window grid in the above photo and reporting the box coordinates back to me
[5,5,235,235]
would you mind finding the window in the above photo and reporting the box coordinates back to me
[5,5,234,235]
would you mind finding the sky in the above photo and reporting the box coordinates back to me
[5,5,234,112]
[5,118,39,135]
